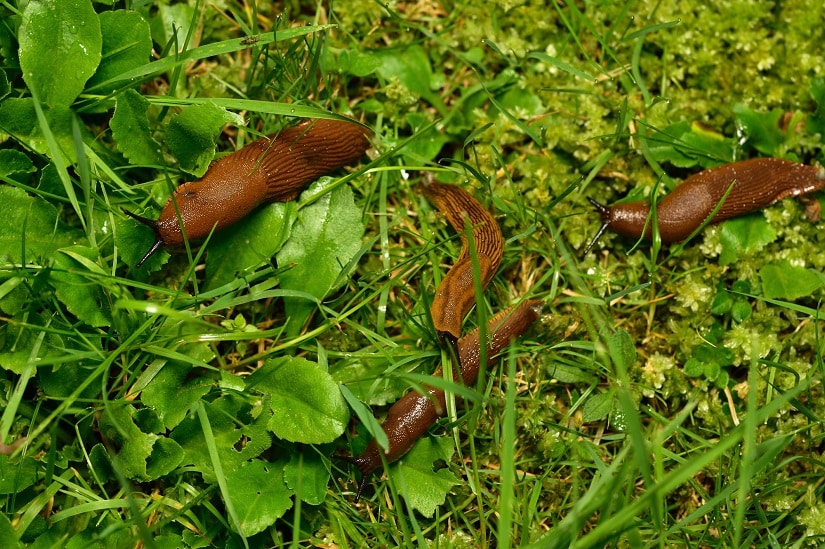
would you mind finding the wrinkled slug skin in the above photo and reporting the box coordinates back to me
[130,118,371,266]
[423,182,504,341]
[598,158,825,243]
[351,299,543,485]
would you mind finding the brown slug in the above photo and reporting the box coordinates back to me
[423,182,504,342]
[126,117,372,267]
[349,299,543,500]
[585,158,825,253]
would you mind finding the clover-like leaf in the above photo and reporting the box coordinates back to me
[246,356,350,444]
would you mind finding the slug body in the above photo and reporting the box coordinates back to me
[126,118,372,267]
[350,299,542,497]
[587,158,825,251]
[423,182,504,342]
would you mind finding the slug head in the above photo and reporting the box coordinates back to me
[123,209,165,268]
[337,444,381,502]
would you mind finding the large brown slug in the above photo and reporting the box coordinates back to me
[585,158,825,253]
[126,117,372,267]
[350,299,543,499]
[423,182,504,342]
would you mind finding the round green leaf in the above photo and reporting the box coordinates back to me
[246,357,350,444]
[19,0,102,107]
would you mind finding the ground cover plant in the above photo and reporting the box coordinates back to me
[2,0,825,547]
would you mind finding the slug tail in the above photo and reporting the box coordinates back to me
[123,209,164,268]
[583,199,610,255]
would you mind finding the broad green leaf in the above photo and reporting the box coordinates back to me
[730,300,752,323]
[225,459,294,536]
[204,202,296,291]
[330,48,382,77]
[51,246,112,327]
[760,261,825,300]
[0,69,9,100]
[0,186,85,264]
[146,437,185,480]
[0,454,40,494]
[111,89,163,165]
[546,361,597,384]
[0,98,78,163]
[0,512,23,549]
[390,437,458,518]
[693,343,734,367]
[0,149,35,176]
[0,310,67,374]
[246,356,350,444]
[607,329,636,373]
[376,45,446,115]
[581,390,615,422]
[718,215,776,266]
[166,102,242,176]
[284,450,331,505]
[807,77,825,136]
[150,3,195,51]
[171,394,272,483]
[646,121,734,168]
[18,0,102,107]
[403,112,450,161]
[39,360,100,399]
[85,10,152,94]
[709,288,733,315]
[98,402,184,481]
[733,104,785,156]
[141,360,214,430]
[277,179,365,335]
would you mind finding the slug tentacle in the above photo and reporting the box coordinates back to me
[583,198,611,255]
[350,299,542,500]
[128,117,372,267]
[123,209,164,268]
[422,181,504,342]
[587,158,825,250]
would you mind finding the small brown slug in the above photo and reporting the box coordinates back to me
[423,182,504,342]
[125,117,372,267]
[349,298,543,500]
[585,158,825,253]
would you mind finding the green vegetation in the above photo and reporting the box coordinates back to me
[2,0,825,547]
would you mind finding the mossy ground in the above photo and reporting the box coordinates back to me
[3,0,825,547]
